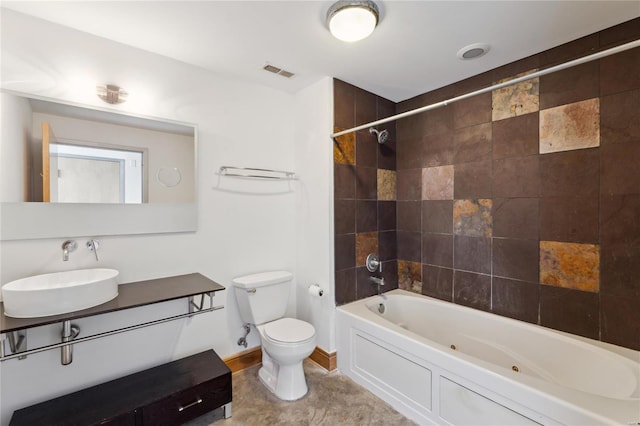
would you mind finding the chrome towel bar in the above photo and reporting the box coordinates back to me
[219,166,297,180]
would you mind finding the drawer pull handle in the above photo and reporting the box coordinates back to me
[178,398,203,412]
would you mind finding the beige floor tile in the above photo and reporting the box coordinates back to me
[187,360,416,425]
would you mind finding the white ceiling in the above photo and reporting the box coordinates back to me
[3,1,639,102]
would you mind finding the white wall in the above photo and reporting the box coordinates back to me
[0,94,32,202]
[0,9,310,425]
[293,77,336,352]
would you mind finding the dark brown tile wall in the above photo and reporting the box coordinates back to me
[491,277,539,324]
[422,265,453,301]
[539,286,600,340]
[333,18,640,351]
[453,271,491,311]
[334,80,398,305]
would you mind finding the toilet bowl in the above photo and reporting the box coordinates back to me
[256,318,316,400]
[233,271,317,400]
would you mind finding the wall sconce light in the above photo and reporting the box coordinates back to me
[327,0,380,43]
[96,84,128,104]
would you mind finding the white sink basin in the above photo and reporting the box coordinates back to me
[2,269,119,318]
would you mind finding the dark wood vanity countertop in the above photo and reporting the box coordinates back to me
[0,273,225,333]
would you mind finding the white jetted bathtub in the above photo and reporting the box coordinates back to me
[336,289,640,425]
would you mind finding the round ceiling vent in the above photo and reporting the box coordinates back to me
[457,43,490,60]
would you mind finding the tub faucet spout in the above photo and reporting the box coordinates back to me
[370,276,386,299]
[370,276,384,286]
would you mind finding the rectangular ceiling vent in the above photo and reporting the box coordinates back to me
[263,63,295,78]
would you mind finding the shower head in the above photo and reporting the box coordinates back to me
[369,127,390,144]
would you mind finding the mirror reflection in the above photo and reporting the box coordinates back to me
[1,94,195,204]
[49,143,144,203]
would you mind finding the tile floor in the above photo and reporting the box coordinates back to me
[188,360,415,425]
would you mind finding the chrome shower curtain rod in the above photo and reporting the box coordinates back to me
[331,38,640,139]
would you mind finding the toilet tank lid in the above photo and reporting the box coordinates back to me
[232,271,293,288]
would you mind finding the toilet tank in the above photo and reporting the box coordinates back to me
[232,271,293,325]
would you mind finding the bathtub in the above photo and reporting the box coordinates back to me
[336,289,640,425]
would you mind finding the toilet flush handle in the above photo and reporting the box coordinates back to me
[245,288,257,294]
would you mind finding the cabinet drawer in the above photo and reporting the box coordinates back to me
[141,378,231,426]
[96,411,136,426]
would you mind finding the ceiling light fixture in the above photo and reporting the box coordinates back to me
[456,43,490,60]
[327,0,380,43]
[96,84,128,104]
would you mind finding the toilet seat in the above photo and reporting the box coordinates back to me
[263,318,315,344]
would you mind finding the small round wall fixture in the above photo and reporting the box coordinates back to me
[456,43,490,60]
[157,167,182,188]
[327,0,380,42]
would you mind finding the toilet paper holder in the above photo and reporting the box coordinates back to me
[308,284,324,297]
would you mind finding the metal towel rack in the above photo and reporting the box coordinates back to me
[219,166,297,180]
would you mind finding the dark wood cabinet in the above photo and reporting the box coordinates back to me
[9,350,232,426]
[97,412,136,426]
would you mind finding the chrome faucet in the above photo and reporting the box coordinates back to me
[369,276,386,299]
[366,253,382,273]
[370,276,385,286]
[366,253,386,298]
[86,239,100,261]
[61,240,77,261]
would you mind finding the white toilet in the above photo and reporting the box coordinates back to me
[232,271,316,401]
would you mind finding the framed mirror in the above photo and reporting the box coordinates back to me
[0,91,198,240]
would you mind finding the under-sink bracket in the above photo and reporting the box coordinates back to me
[61,321,81,365]
[189,292,219,314]
[1,330,28,360]
[1,292,224,363]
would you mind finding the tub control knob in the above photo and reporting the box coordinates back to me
[366,253,381,273]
